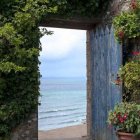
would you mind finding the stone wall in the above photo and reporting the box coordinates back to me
[104,0,130,24]
[10,112,38,140]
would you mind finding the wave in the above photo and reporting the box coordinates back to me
[46,118,86,126]
[39,103,86,113]
[39,107,84,114]
[39,111,86,120]
[58,120,79,125]
[39,78,86,130]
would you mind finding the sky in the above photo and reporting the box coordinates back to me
[39,27,86,78]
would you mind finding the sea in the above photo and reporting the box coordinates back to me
[38,77,87,131]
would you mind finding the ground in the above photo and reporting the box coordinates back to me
[38,124,87,140]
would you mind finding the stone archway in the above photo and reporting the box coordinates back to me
[39,20,95,140]
[10,0,127,139]
[10,19,95,140]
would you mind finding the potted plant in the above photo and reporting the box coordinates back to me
[108,102,140,140]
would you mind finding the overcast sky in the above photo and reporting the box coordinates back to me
[39,27,86,78]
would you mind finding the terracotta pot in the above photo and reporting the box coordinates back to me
[117,131,140,140]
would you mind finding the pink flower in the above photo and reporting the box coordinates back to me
[119,117,124,123]
[132,51,140,56]
[123,114,128,120]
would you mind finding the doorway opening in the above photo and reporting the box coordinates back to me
[38,27,87,140]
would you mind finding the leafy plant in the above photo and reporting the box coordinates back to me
[119,59,140,101]
[0,0,57,137]
[48,0,110,17]
[108,102,140,136]
[113,0,140,42]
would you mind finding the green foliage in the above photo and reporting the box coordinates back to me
[0,0,57,137]
[113,0,140,42]
[119,59,140,101]
[49,0,110,17]
[0,23,24,47]
[0,62,26,73]
[108,102,140,136]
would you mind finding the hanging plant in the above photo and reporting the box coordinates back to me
[113,0,140,42]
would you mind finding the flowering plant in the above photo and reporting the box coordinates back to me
[108,102,140,136]
[113,0,140,42]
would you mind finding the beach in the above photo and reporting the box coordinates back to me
[38,78,87,140]
[38,124,87,140]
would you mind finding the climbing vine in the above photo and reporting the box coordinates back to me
[0,0,57,137]
[0,0,110,137]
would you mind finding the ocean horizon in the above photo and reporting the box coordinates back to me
[38,77,87,131]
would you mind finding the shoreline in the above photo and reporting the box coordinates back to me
[38,124,87,140]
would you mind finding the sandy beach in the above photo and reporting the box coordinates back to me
[38,124,87,140]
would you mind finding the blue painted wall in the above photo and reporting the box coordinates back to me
[89,25,122,140]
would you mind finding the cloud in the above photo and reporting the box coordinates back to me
[39,27,86,60]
